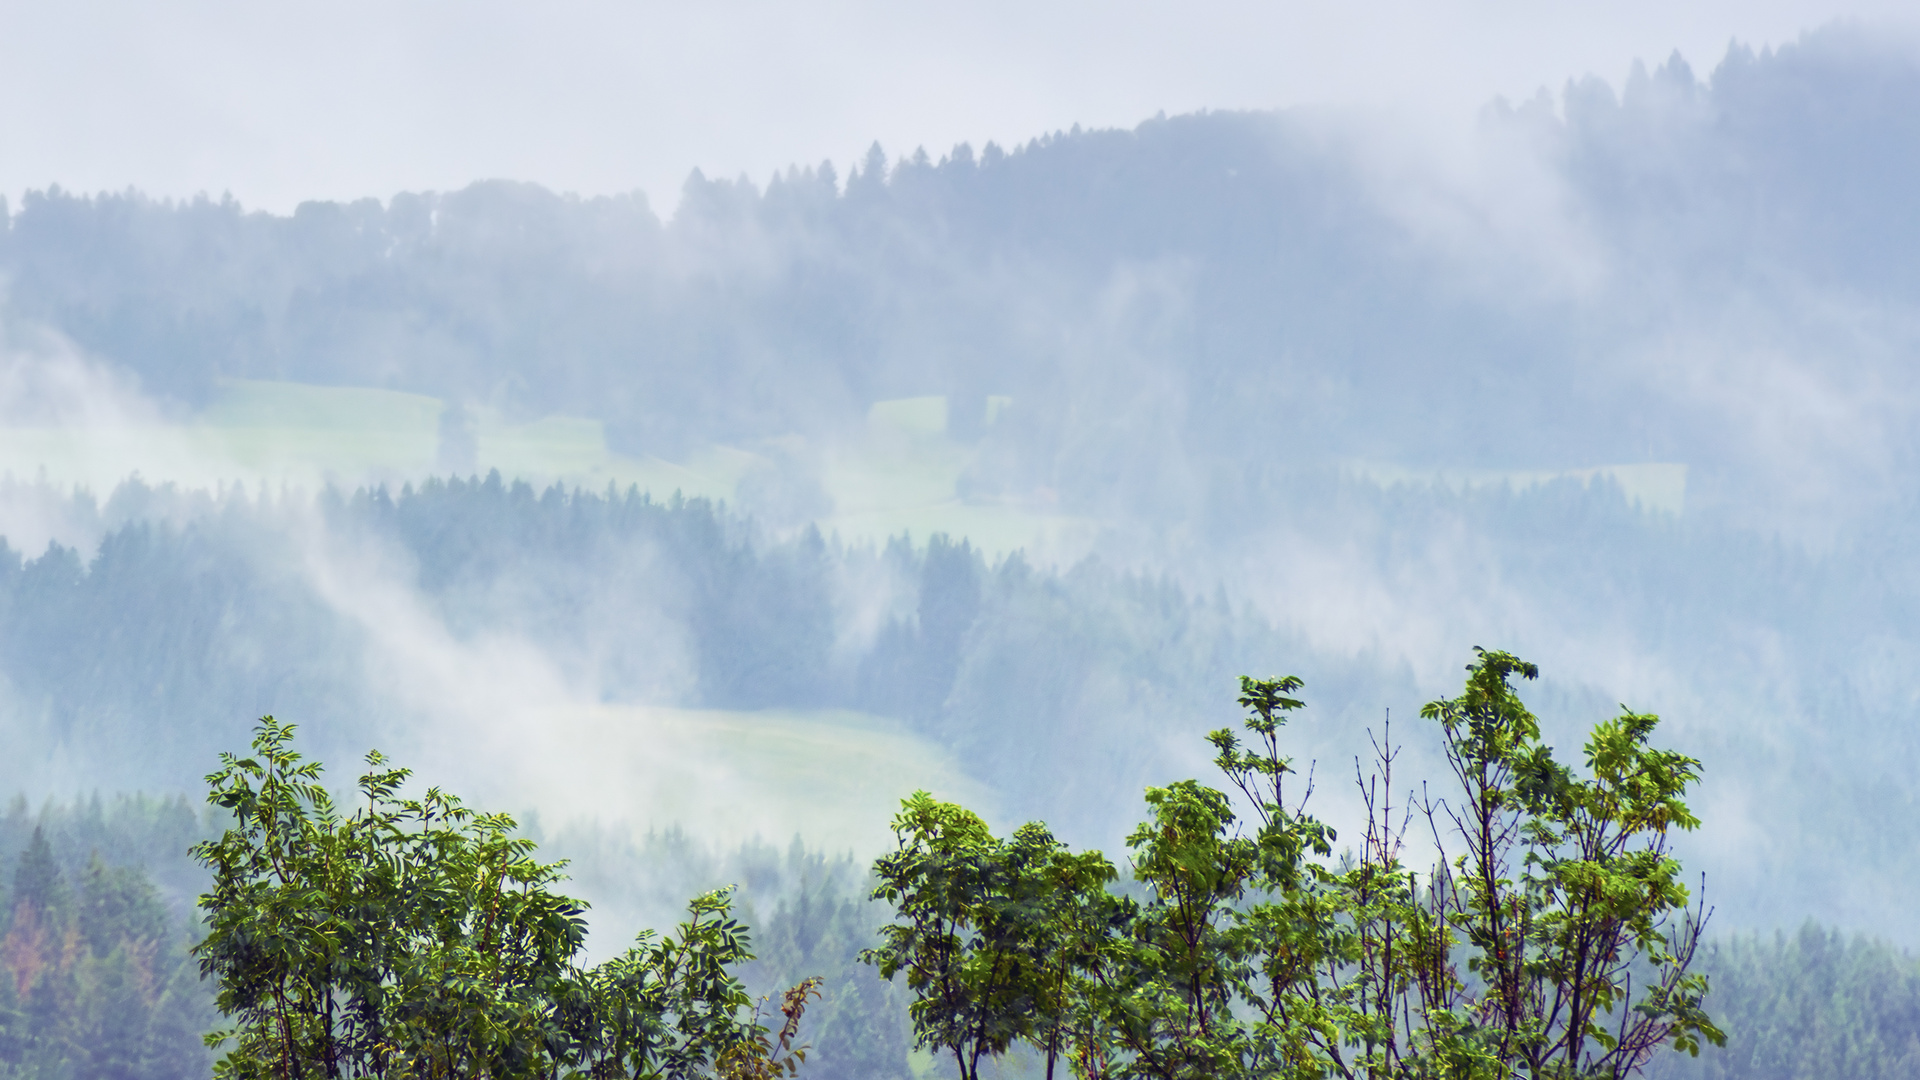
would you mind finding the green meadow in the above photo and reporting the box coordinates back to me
[435,702,998,855]
[0,379,1100,558]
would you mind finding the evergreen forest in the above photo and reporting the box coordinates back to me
[1,21,1920,1079]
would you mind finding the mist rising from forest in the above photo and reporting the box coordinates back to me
[0,24,1918,947]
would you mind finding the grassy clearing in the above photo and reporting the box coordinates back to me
[0,379,1096,559]
[199,379,445,431]
[420,703,995,856]
[0,380,743,502]
[814,394,1102,560]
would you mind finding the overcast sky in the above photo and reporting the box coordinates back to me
[0,0,1912,216]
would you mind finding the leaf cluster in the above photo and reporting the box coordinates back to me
[867,649,1724,1080]
[193,718,815,1080]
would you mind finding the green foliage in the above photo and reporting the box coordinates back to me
[868,648,1721,1079]
[192,718,815,1080]
[863,794,1121,1080]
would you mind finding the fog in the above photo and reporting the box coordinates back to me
[3,25,1920,962]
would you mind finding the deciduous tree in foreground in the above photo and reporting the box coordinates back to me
[192,719,816,1080]
[866,648,1723,1079]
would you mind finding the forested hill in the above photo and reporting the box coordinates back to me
[0,470,1918,940]
[1,18,1920,955]
[0,475,1314,846]
[3,27,1919,534]
[3,21,1920,1079]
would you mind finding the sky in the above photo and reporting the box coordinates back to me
[2,0,1913,216]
